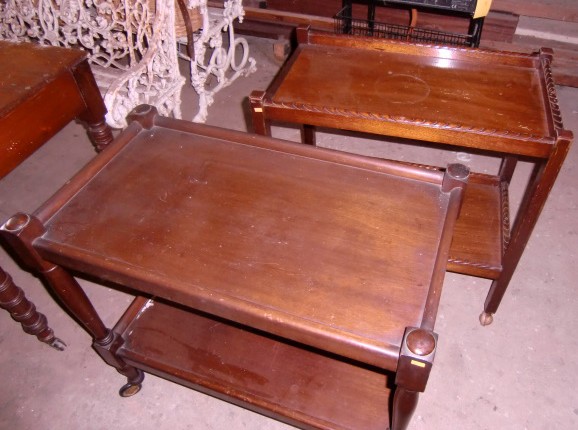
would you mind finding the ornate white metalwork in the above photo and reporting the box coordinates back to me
[0,0,185,128]
[0,0,255,126]
[178,0,256,122]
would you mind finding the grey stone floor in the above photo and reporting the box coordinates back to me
[1,36,577,430]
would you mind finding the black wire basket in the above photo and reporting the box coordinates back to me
[334,5,474,47]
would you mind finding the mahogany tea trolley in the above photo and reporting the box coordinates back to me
[250,27,573,325]
[2,106,468,430]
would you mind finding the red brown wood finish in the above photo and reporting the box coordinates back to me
[1,106,467,429]
[0,41,114,349]
[0,41,113,174]
[0,268,65,350]
[250,27,573,325]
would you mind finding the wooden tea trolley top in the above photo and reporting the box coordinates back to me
[27,105,465,368]
[261,28,563,157]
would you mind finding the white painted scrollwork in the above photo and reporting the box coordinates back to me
[178,0,256,122]
[0,0,185,128]
[0,0,255,126]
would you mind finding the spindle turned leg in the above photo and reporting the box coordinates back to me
[73,61,114,152]
[86,120,114,153]
[1,213,143,396]
[0,266,66,350]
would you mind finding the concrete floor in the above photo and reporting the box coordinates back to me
[1,36,577,430]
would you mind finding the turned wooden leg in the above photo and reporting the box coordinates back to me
[73,60,114,152]
[482,135,571,324]
[249,90,271,136]
[86,120,114,152]
[301,125,316,145]
[0,266,65,350]
[392,387,419,430]
[498,155,518,184]
[1,213,143,395]
[392,327,437,430]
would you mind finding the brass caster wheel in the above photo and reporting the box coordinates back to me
[119,382,142,397]
[479,311,494,326]
[48,337,67,351]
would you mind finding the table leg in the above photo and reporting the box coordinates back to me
[301,125,316,145]
[73,61,114,152]
[1,213,144,395]
[0,265,66,350]
[499,155,518,184]
[250,91,316,145]
[481,135,572,324]
[391,387,419,430]
[249,90,271,136]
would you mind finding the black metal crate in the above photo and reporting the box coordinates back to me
[335,5,474,47]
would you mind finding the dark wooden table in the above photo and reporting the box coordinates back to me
[250,26,573,325]
[1,105,467,430]
[0,40,113,349]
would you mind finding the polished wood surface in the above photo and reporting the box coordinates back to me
[0,268,65,350]
[1,106,468,429]
[273,47,548,140]
[0,41,114,348]
[118,297,393,430]
[447,173,505,278]
[0,41,113,176]
[250,27,573,322]
[256,29,559,155]
[32,110,460,368]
